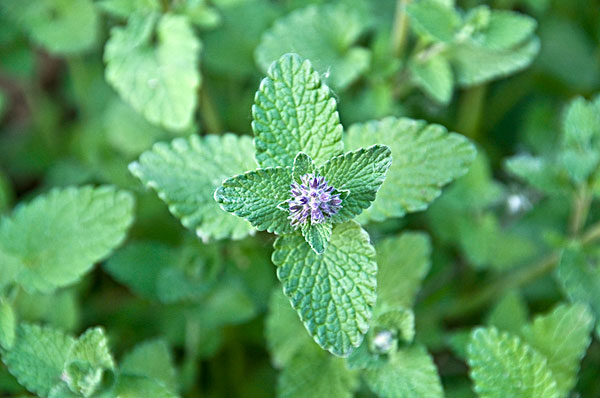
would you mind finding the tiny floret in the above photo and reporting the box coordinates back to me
[288,173,342,226]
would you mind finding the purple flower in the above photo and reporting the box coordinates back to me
[288,173,342,227]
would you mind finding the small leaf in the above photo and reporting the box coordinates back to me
[215,167,294,235]
[407,0,460,43]
[278,346,358,398]
[468,327,559,398]
[3,324,75,397]
[255,3,371,90]
[505,154,570,195]
[121,340,177,392]
[130,134,256,241]
[252,53,344,168]
[0,186,134,293]
[104,12,201,131]
[272,221,377,356]
[478,10,537,50]
[292,152,316,183]
[319,145,392,224]
[113,374,178,398]
[0,0,99,54]
[363,345,444,398]
[409,53,454,104]
[486,290,529,336]
[97,0,160,19]
[521,303,594,397]
[301,222,332,254]
[345,117,476,222]
[0,299,15,350]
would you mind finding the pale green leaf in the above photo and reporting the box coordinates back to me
[0,0,98,54]
[363,345,444,398]
[0,299,15,350]
[255,4,371,90]
[121,340,177,392]
[97,0,160,19]
[375,232,431,310]
[450,37,540,86]
[215,167,293,235]
[104,12,201,131]
[556,248,600,324]
[3,324,75,397]
[301,222,332,255]
[130,134,256,241]
[505,155,570,195]
[252,53,344,168]
[486,290,529,336]
[265,289,313,368]
[478,11,537,50]
[409,53,454,104]
[0,186,134,293]
[113,374,178,398]
[407,0,460,43]
[521,303,594,397]
[272,221,377,356]
[319,145,392,224]
[292,152,316,183]
[345,117,476,222]
[468,327,559,398]
[278,346,358,398]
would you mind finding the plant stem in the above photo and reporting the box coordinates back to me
[456,84,486,141]
[570,184,592,236]
[390,0,410,58]
[200,85,223,134]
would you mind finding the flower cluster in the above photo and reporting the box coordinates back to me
[288,173,342,227]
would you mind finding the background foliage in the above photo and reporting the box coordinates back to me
[1,0,600,397]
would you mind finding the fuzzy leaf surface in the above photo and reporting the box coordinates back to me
[121,340,177,391]
[272,221,377,356]
[252,53,343,168]
[345,117,475,222]
[130,134,256,241]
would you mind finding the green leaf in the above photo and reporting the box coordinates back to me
[375,232,431,310]
[0,186,134,293]
[272,221,377,356]
[278,346,358,398]
[556,248,600,325]
[130,134,256,241]
[450,37,540,86]
[64,327,115,397]
[319,145,392,224]
[0,0,98,54]
[505,155,570,195]
[407,0,460,43]
[477,11,537,50]
[363,345,444,398]
[521,303,594,397]
[409,53,454,104]
[344,117,476,222]
[113,374,178,398]
[486,290,529,336]
[215,167,293,235]
[97,0,160,19]
[255,4,371,90]
[121,340,177,392]
[0,299,15,350]
[468,327,559,398]
[301,222,332,255]
[252,53,344,168]
[292,152,316,183]
[3,323,75,397]
[104,12,201,131]
[265,289,314,368]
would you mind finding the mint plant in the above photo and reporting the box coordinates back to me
[2,0,600,397]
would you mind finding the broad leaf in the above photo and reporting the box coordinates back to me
[272,221,377,356]
[0,186,134,293]
[255,4,371,90]
[409,53,454,104]
[468,327,559,398]
[130,134,256,241]
[121,340,177,391]
[345,117,476,222]
[363,345,444,398]
[113,374,178,398]
[407,0,460,43]
[215,167,294,235]
[278,346,358,398]
[478,10,537,50]
[521,303,594,397]
[319,145,392,224]
[301,222,332,255]
[252,53,343,168]
[104,12,201,131]
[0,0,98,54]
[3,324,75,397]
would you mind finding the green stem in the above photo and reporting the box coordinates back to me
[200,85,223,134]
[570,184,592,236]
[456,84,487,141]
[390,0,410,58]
